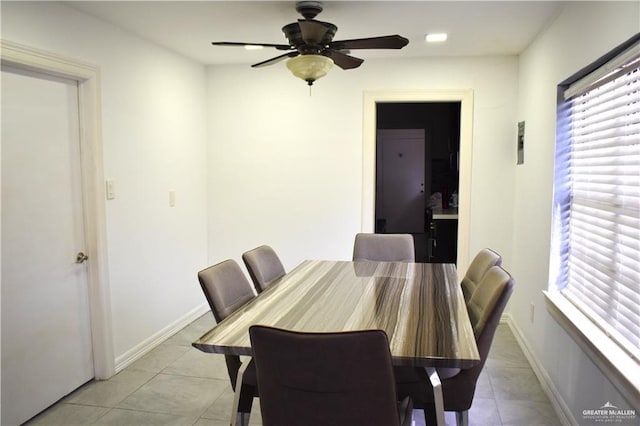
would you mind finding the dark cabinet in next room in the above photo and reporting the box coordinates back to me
[427,209,458,264]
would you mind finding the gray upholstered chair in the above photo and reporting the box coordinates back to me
[197,260,258,426]
[395,265,515,426]
[242,245,286,293]
[249,326,413,426]
[460,248,502,302]
[352,233,415,262]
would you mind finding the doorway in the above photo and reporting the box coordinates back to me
[375,103,460,262]
[2,66,95,425]
[362,90,474,270]
[0,40,114,424]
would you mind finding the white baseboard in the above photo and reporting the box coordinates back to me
[114,303,210,373]
[501,314,576,426]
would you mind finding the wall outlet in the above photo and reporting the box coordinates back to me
[530,303,535,323]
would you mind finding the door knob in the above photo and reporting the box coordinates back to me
[76,252,89,264]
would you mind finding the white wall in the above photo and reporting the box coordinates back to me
[2,0,520,374]
[1,2,209,362]
[513,1,639,419]
[206,55,519,272]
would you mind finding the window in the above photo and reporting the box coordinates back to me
[549,34,640,393]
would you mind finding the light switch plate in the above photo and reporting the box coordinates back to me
[105,179,115,200]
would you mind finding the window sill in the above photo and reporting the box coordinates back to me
[544,291,640,410]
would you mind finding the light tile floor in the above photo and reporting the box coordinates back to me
[25,314,562,426]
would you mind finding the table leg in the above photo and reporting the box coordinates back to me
[426,367,445,426]
[230,362,250,426]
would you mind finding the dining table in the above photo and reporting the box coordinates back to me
[193,259,480,425]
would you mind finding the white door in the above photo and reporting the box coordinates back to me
[1,67,94,425]
[376,129,426,233]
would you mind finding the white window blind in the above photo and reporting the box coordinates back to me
[552,43,640,362]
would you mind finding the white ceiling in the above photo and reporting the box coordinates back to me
[65,1,563,66]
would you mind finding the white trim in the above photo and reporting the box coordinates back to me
[114,304,210,372]
[362,90,474,270]
[503,314,575,426]
[1,39,115,379]
[544,291,640,410]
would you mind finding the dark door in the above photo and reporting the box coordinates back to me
[375,129,425,234]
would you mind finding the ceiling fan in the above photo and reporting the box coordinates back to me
[211,1,409,86]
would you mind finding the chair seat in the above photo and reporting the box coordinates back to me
[240,358,257,386]
[394,366,431,408]
[437,367,461,380]
[394,365,475,415]
[394,366,460,388]
[242,359,258,388]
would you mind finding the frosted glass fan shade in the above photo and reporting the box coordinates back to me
[286,54,334,86]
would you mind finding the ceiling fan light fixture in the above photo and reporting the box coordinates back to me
[286,54,334,86]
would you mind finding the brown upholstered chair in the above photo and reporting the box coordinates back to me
[352,233,415,262]
[249,326,413,426]
[395,265,515,426]
[460,248,502,302]
[197,260,258,426]
[242,245,286,293]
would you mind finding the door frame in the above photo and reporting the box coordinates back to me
[1,39,115,378]
[362,90,474,271]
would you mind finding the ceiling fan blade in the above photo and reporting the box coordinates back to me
[329,35,409,50]
[212,41,292,51]
[323,50,364,70]
[298,19,337,45]
[251,52,299,68]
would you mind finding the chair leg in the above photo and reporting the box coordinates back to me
[455,410,469,426]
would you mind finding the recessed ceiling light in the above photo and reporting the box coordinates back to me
[425,33,448,43]
[244,45,264,51]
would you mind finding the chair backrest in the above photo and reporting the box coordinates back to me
[249,326,402,426]
[197,260,256,390]
[352,233,415,262]
[197,259,255,323]
[443,265,514,411]
[467,265,512,336]
[242,245,286,293]
[460,248,502,302]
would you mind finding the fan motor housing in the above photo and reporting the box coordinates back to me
[282,21,337,52]
[296,1,323,19]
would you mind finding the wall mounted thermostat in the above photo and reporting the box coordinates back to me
[517,121,525,165]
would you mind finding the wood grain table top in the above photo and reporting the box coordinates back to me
[193,260,480,368]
